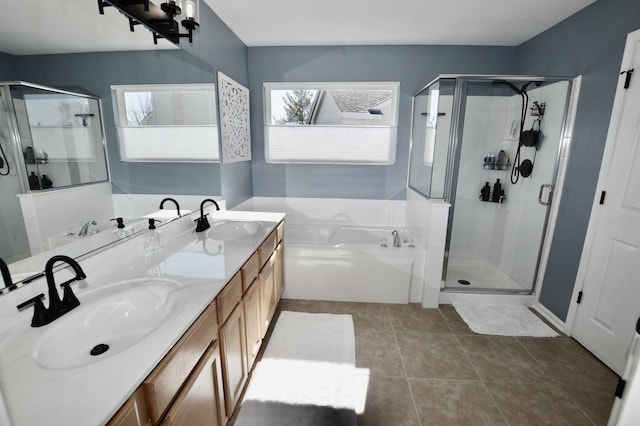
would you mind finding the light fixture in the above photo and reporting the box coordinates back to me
[98,0,200,45]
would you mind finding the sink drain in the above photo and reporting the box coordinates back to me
[90,343,110,356]
[458,279,471,286]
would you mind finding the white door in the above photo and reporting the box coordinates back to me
[608,322,640,425]
[572,29,640,375]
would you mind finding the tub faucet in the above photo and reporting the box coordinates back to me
[392,230,401,248]
[78,220,97,237]
[16,255,86,327]
[159,198,181,216]
[195,199,220,232]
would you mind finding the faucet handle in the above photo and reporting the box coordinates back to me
[60,282,80,310]
[16,294,50,327]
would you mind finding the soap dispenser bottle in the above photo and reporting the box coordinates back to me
[492,179,502,203]
[111,217,131,238]
[144,219,162,256]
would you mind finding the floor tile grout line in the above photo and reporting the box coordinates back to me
[387,305,423,426]
[451,331,511,426]
[515,336,598,426]
[514,337,556,383]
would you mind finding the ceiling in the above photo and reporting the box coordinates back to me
[0,0,596,56]
[0,0,176,56]
[205,0,596,47]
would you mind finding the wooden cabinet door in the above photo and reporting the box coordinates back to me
[259,254,277,336]
[108,388,151,426]
[274,244,285,302]
[243,278,262,367]
[144,303,218,424]
[160,341,225,426]
[219,302,248,420]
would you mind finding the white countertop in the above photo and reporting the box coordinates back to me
[0,209,285,426]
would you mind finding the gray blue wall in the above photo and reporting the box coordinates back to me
[247,45,517,199]
[0,52,17,80]
[517,0,640,321]
[179,1,253,207]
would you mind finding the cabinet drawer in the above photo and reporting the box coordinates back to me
[241,252,259,292]
[143,303,218,424]
[276,221,284,244]
[216,271,243,324]
[258,230,277,267]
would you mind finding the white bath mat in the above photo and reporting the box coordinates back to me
[453,304,559,337]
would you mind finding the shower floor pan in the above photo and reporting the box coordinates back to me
[444,258,530,292]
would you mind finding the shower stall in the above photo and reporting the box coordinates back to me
[409,75,573,294]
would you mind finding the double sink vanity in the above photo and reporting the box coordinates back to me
[0,207,286,425]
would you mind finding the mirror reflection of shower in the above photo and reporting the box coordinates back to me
[0,82,108,265]
[409,76,572,294]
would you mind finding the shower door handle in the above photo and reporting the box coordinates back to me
[538,184,553,205]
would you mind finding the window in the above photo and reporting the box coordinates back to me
[264,82,400,164]
[112,84,219,162]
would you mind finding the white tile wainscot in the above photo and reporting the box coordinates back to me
[406,189,450,308]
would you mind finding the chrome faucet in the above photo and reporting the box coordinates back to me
[0,257,15,291]
[392,230,401,248]
[78,220,98,237]
[195,199,220,232]
[16,255,86,327]
[159,198,181,216]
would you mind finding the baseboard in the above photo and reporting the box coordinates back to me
[531,302,568,335]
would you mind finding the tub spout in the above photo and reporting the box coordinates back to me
[392,230,401,248]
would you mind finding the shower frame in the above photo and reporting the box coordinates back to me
[409,74,574,295]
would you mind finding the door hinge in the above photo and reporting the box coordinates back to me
[636,316,640,334]
[599,191,606,205]
[577,291,583,304]
[621,68,635,89]
[615,378,626,398]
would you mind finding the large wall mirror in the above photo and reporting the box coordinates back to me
[0,0,222,293]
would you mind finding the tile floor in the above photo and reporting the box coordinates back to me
[275,300,619,426]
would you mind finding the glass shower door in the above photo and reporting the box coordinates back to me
[443,78,571,293]
[0,88,30,263]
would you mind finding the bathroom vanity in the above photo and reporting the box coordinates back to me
[0,209,285,425]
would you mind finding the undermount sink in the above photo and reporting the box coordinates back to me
[206,220,261,241]
[33,278,186,370]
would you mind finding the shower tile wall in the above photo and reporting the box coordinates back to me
[449,94,514,263]
[491,82,569,288]
[448,81,568,291]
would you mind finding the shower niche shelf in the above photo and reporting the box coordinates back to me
[482,162,511,171]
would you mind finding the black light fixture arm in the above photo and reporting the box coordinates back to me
[98,0,199,45]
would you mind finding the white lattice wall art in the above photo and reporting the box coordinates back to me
[217,71,252,163]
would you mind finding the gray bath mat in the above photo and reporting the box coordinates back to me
[453,304,559,337]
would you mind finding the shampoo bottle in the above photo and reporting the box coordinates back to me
[480,182,491,201]
[144,219,162,256]
[492,179,502,203]
[28,172,40,190]
[41,174,52,189]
